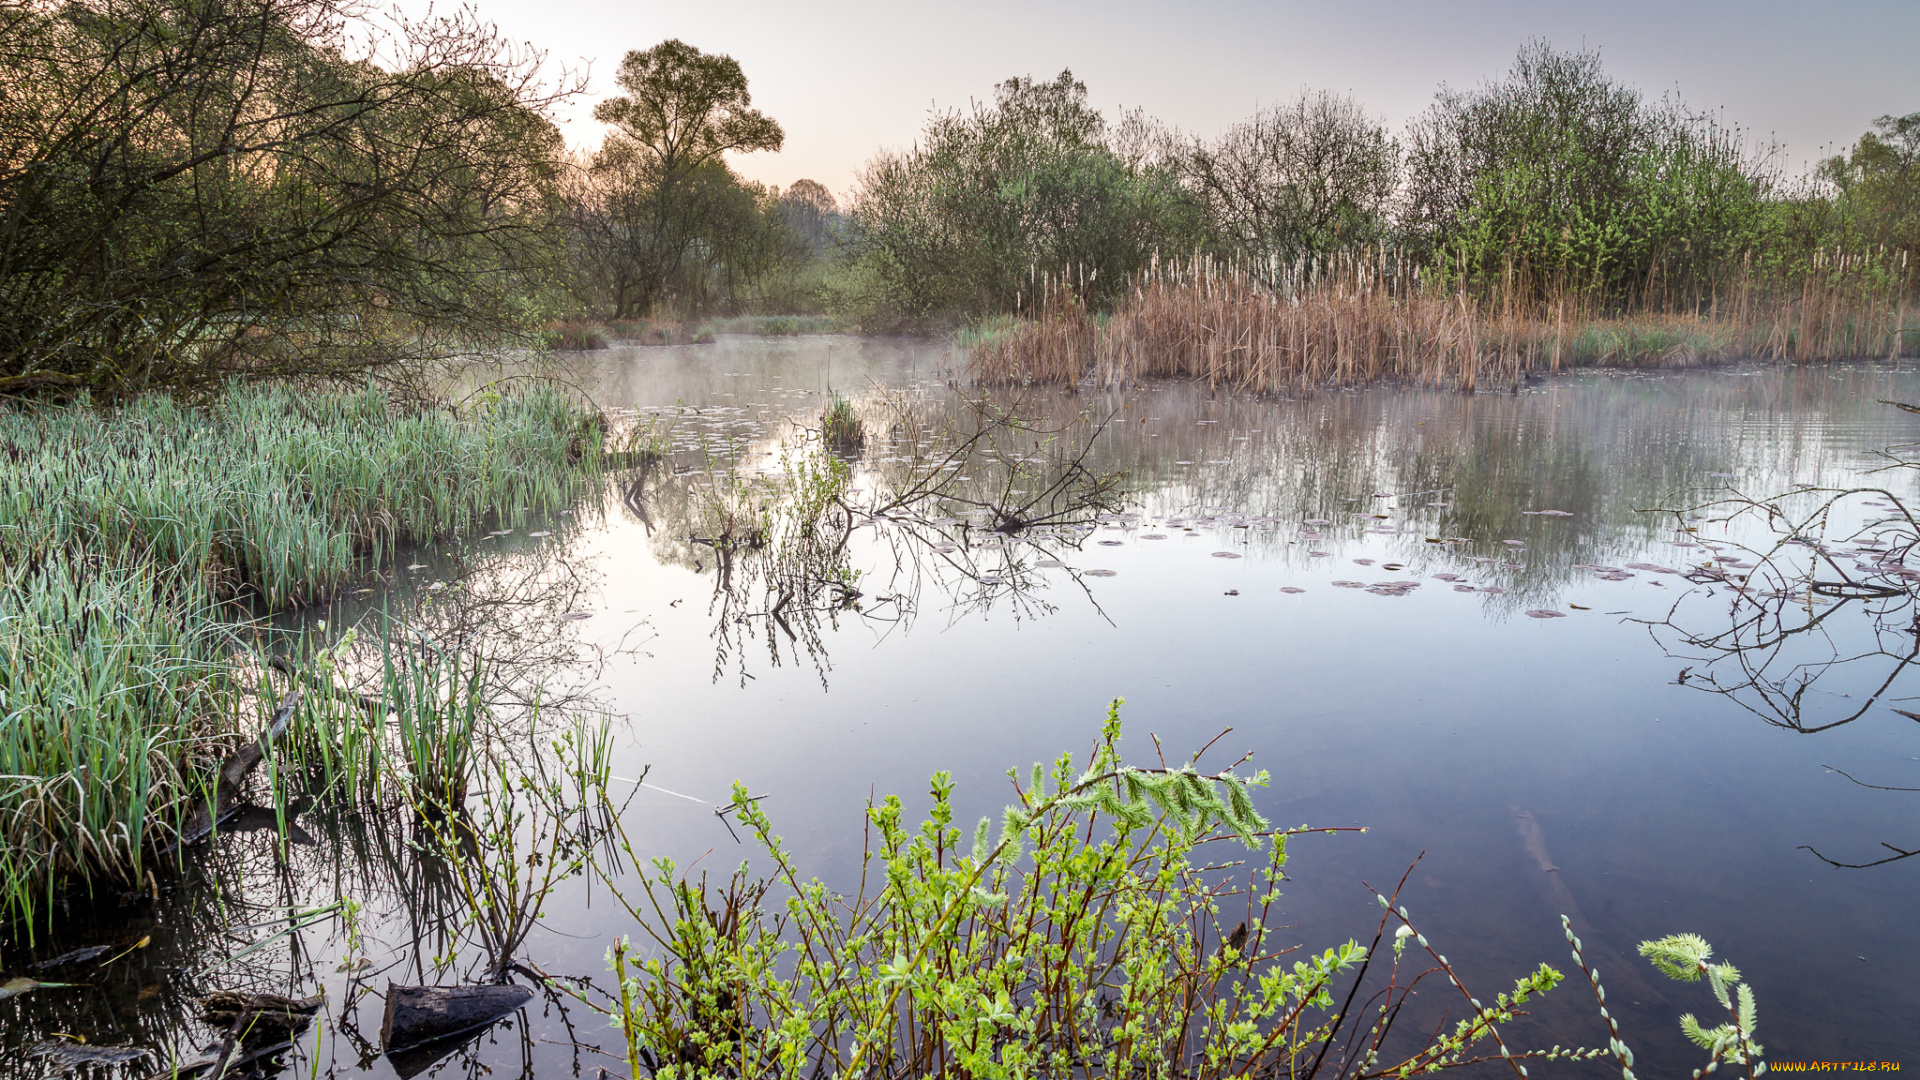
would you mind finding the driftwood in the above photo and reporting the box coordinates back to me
[190,990,322,1079]
[200,990,324,1032]
[380,981,531,1053]
[178,689,303,847]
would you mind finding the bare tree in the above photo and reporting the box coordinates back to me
[1180,90,1399,275]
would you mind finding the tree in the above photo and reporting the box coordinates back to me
[0,0,574,397]
[586,39,784,317]
[1179,91,1399,277]
[845,71,1202,322]
[1402,42,1773,306]
[1821,112,1920,272]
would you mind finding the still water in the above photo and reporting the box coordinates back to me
[7,336,1918,1075]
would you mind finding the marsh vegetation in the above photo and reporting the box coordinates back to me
[4,0,1920,1073]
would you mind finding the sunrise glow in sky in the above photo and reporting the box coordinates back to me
[465,0,1917,201]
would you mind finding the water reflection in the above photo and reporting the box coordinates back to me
[7,341,1920,1073]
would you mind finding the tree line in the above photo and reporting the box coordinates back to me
[3,2,1914,396]
[844,45,1919,324]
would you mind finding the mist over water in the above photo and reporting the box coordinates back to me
[8,335,1916,1075]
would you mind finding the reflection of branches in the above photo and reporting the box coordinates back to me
[628,388,1131,687]
[1640,402,1920,869]
[1638,474,1920,733]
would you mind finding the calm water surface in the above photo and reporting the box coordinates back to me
[7,336,1918,1076]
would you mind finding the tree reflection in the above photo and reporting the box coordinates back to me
[619,389,1126,686]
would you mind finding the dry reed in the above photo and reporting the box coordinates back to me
[969,252,1918,391]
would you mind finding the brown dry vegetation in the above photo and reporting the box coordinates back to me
[968,253,1918,392]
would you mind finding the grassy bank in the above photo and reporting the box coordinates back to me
[968,256,1919,391]
[0,383,605,931]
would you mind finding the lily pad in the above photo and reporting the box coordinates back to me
[1211,551,1242,559]
[1083,569,1118,577]
[1524,609,1567,619]
[1279,586,1305,594]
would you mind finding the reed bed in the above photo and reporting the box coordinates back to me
[969,254,1918,391]
[0,382,606,931]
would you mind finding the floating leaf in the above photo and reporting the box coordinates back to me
[1308,551,1329,557]
[1034,559,1066,569]
[1382,563,1405,571]
[1304,518,1330,525]
[1353,558,1375,566]
[527,530,552,538]
[560,611,593,621]
[1502,540,1526,547]
[1211,551,1242,559]
[1331,580,1365,588]
[1525,609,1567,619]
[1279,586,1305,594]
[1097,540,1123,547]
[1223,589,1240,595]
[1083,569,1118,577]
[1569,603,1591,610]
[1140,533,1168,540]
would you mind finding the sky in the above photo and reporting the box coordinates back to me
[464,0,1919,202]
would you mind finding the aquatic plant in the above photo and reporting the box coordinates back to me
[966,253,1919,392]
[543,322,615,351]
[0,381,607,930]
[0,563,235,929]
[820,390,864,452]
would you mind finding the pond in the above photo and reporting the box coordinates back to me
[7,336,1918,1076]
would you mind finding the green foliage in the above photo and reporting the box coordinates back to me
[572,40,804,318]
[1819,112,1920,265]
[0,0,572,397]
[844,71,1205,323]
[1404,42,1776,304]
[820,391,863,452]
[1639,934,1764,1076]
[559,706,1667,1078]
[0,382,604,929]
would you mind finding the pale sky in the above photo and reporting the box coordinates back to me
[471,0,1919,202]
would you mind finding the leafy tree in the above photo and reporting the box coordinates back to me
[585,39,785,317]
[1820,112,1920,273]
[0,0,572,397]
[1403,42,1774,306]
[845,71,1204,322]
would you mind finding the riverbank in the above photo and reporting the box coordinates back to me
[0,383,605,930]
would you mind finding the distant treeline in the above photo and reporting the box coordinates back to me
[842,47,1918,327]
[4,1,1915,396]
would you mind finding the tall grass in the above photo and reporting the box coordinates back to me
[0,382,605,932]
[968,252,1920,391]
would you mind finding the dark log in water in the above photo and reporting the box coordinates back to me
[380,982,532,1053]
[177,689,303,846]
[200,990,323,1032]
